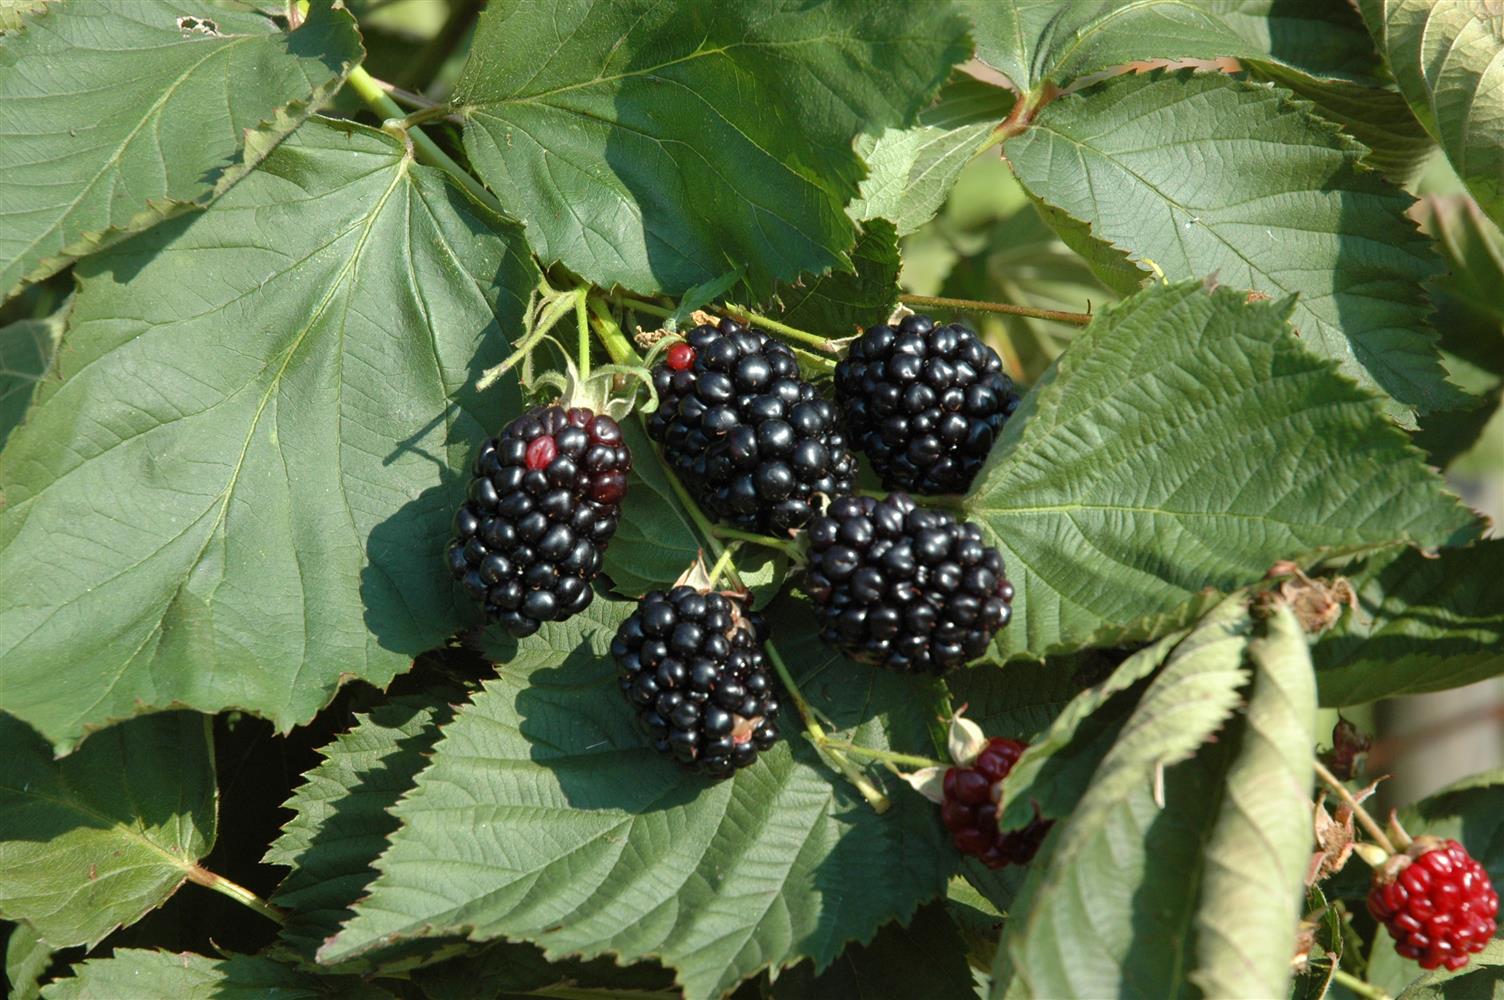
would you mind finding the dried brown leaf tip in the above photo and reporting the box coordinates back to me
[1257,561,1359,634]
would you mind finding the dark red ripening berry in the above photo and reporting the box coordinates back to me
[611,586,780,778]
[940,737,1051,868]
[447,404,631,636]
[666,342,696,371]
[1368,838,1499,971]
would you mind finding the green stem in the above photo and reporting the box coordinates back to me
[611,294,675,319]
[818,738,945,771]
[576,292,591,383]
[724,303,839,352]
[706,544,739,590]
[365,76,440,110]
[899,293,1092,327]
[185,865,285,925]
[765,646,890,812]
[399,104,458,128]
[1330,968,1391,1000]
[1314,759,1396,855]
[344,65,500,217]
[712,526,804,560]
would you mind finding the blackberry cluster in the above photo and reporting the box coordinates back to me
[805,493,1012,674]
[611,586,780,777]
[834,314,1018,494]
[649,318,856,533]
[1369,838,1499,971]
[941,737,1052,869]
[448,405,630,637]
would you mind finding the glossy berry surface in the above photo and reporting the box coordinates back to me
[648,317,856,533]
[835,313,1019,495]
[611,586,780,778]
[1368,838,1499,971]
[804,493,1013,674]
[940,737,1051,868]
[448,405,630,637]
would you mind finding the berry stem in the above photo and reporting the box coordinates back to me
[898,293,1093,327]
[706,544,739,590]
[764,645,891,813]
[611,295,675,319]
[712,526,804,561]
[1313,759,1397,856]
[1330,968,1392,1000]
[818,738,946,770]
[184,865,285,926]
[575,291,592,383]
[722,304,841,353]
[343,65,500,218]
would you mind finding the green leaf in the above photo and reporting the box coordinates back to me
[1191,604,1316,1000]
[0,0,362,302]
[410,942,677,1000]
[849,75,1014,237]
[265,689,461,966]
[452,0,970,296]
[991,625,1193,829]
[1401,769,1504,883]
[1360,0,1504,228]
[961,0,1380,95]
[770,902,975,999]
[6,922,51,1000]
[994,598,1253,998]
[1313,542,1504,706]
[1396,940,1504,1000]
[0,712,214,948]
[1005,71,1462,420]
[0,119,538,753]
[767,219,901,337]
[967,281,1475,663]
[604,419,785,606]
[0,296,64,448]
[1411,194,1504,384]
[319,596,954,1000]
[40,949,389,1000]
[1250,64,1434,183]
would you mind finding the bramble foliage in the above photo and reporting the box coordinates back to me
[1,1,1500,998]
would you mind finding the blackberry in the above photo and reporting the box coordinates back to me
[611,586,780,778]
[1369,837,1498,971]
[804,493,1013,674]
[448,404,630,637]
[649,318,856,533]
[941,737,1052,868]
[835,314,1019,494]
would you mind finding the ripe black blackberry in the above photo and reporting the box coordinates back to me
[648,318,856,533]
[834,314,1019,494]
[805,493,1013,674]
[448,404,630,637]
[611,586,780,777]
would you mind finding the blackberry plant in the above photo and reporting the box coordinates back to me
[1,1,1499,998]
[835,314,1019,494]
[804,493,1013,674]
[448,404,630,636]
[611,584,780,778]
[648,317,856,534]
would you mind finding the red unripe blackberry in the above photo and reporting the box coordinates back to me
[610,586,780,778]
[648,318,856,533]
[804,492,1013,674]
[835,314,1019,495]
[940,737,1051,868]
[1368,838,1498,971]
[448,404,630,636]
